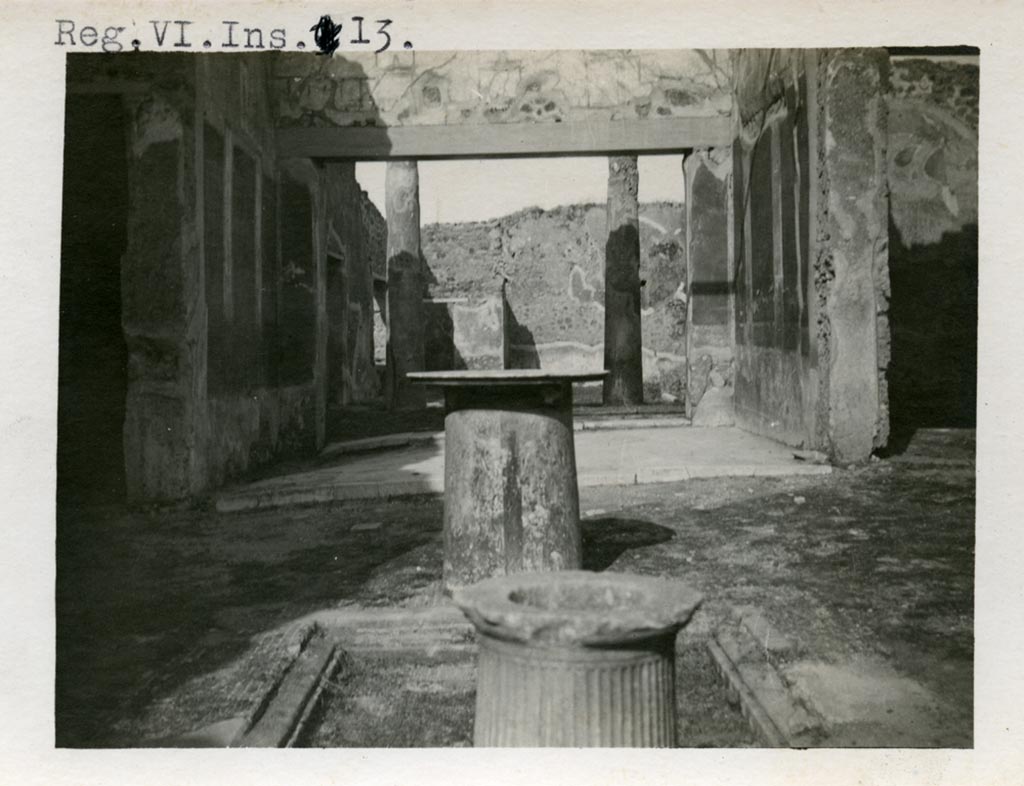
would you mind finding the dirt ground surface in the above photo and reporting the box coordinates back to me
[55,428,974,748]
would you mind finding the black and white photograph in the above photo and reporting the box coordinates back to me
[1,1,1020,784]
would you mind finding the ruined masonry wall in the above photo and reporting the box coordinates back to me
[421,203,689,402]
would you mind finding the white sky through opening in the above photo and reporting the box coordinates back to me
[356,155,685,225]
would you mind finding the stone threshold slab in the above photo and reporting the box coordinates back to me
[319,415,694,459]
[236,634,341,748]
[141,621,324,748]
[707,617,827,748]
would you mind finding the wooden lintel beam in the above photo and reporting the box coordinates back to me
[276,115,735,160]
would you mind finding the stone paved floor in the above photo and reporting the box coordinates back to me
[55,428,974,748]
[216,426,831,512]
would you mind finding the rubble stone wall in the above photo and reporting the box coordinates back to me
[421,203,689,402]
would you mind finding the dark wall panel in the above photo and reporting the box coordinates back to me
[278,178,316,385]
[780,96,800,353]
[733,138,747,344]
[261,174,279,387]
[797,71,812,355]
[750,125,775,347]
[231,146,258,391]
[689,165,730,327]
[58,94,129,503]
[203,124,227,393]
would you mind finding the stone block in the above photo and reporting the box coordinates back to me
[451,298,506,370]
[692,385,735,427]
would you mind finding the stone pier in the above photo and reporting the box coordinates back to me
[818,50,890,460]
[122,93,206,502]
[384,160,426,409]
[603,156,644,406]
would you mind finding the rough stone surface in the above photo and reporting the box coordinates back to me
[454,571,702,647]
[421,202,688,401]
[204,385,318,488]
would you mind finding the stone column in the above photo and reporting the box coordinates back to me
[384,160,426,409]
[122,93,206,502]
[440,381,582,594]
[603,156,644,406]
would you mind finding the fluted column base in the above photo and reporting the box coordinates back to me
[473,633,677,747]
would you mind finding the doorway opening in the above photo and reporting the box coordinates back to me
[57,94,130,505]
